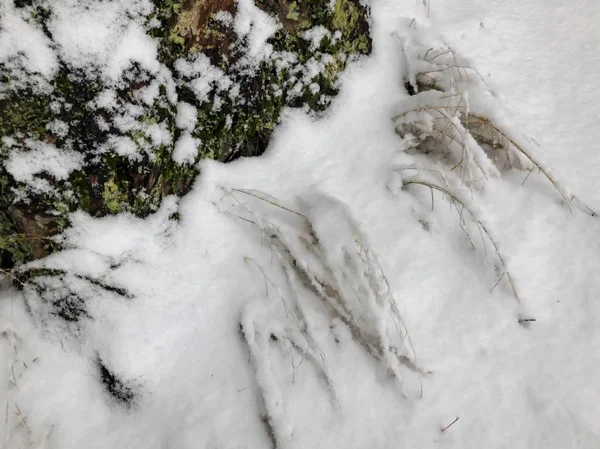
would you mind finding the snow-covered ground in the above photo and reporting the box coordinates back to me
[2,1,600,448]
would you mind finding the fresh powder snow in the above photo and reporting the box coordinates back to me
[1,1,600,448]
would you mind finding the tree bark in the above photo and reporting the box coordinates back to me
[0,0,372,269]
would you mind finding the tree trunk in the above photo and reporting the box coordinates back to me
[0,0,372,269]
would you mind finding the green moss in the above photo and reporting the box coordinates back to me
[103,179,128,213]
[332,0,371,54]
[287,2,300,21]
[0,95,52,140]
[51,200,71,227]
[332,0,361,32]
[69,171,92,212]
[0,219,32,269]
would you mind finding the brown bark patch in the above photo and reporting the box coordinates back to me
[9,206,58,261]
[172,0,237,66]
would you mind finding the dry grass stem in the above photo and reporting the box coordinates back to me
[403,179,520,302]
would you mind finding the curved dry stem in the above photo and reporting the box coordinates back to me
[229,188,307,219]
[418,52,493,91]
[403,179,521,303]
[468,114,577,212]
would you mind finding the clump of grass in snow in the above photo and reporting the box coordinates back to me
[397,27,491,97]
[392,28,598,313]
[396,30,597,216]
[225,188,421,381]
[1,248,134,329]
[393,92,497,185]
[218,187,423,446]
[464,114,598,216]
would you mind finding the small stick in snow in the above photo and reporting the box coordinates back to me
[0,268,25,288]
[54,329,66,353]
[14,403,30,431]
[518,318,536,326]
[441,416,459,433]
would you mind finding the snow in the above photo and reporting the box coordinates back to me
[46,120,69,138]
[93,90,119,111]
[144,121,172,148]
[6,141,84,191]
[175,102,198,132]
[234,0,280,60]
[0,2,58,79]
[2,0,600,448]
[103,136,141,161]
[48,0,156,81]
[175,54,233,103]
[106,23,160,81]
[172,133,200,164]
[215,10,234,28]
[301,26,331,51]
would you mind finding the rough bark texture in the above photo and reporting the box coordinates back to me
[0,0,372,269]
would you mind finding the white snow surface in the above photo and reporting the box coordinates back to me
[5,141,84,192]
[47,0,158,81]
[301,26,331,51]
[175,102,198,132]
[234,0,279,60]
[174,54,234,103]
[2,1,600,449]
[172,133,201,164]
[0,2,58,79]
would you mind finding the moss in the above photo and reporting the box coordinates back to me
[0,174,29,268]
[51,199,71,230]
[157,0,371,161]
[332,0,371,54]
[333,0,358,30]
[69,171,92,212]
[103,179,128,213]
[286,2,300,21]
[0,221,32,270]
[169,9,196,47]
[0,95,52,141]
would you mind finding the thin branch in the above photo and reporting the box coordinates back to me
[441,416,459,433]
